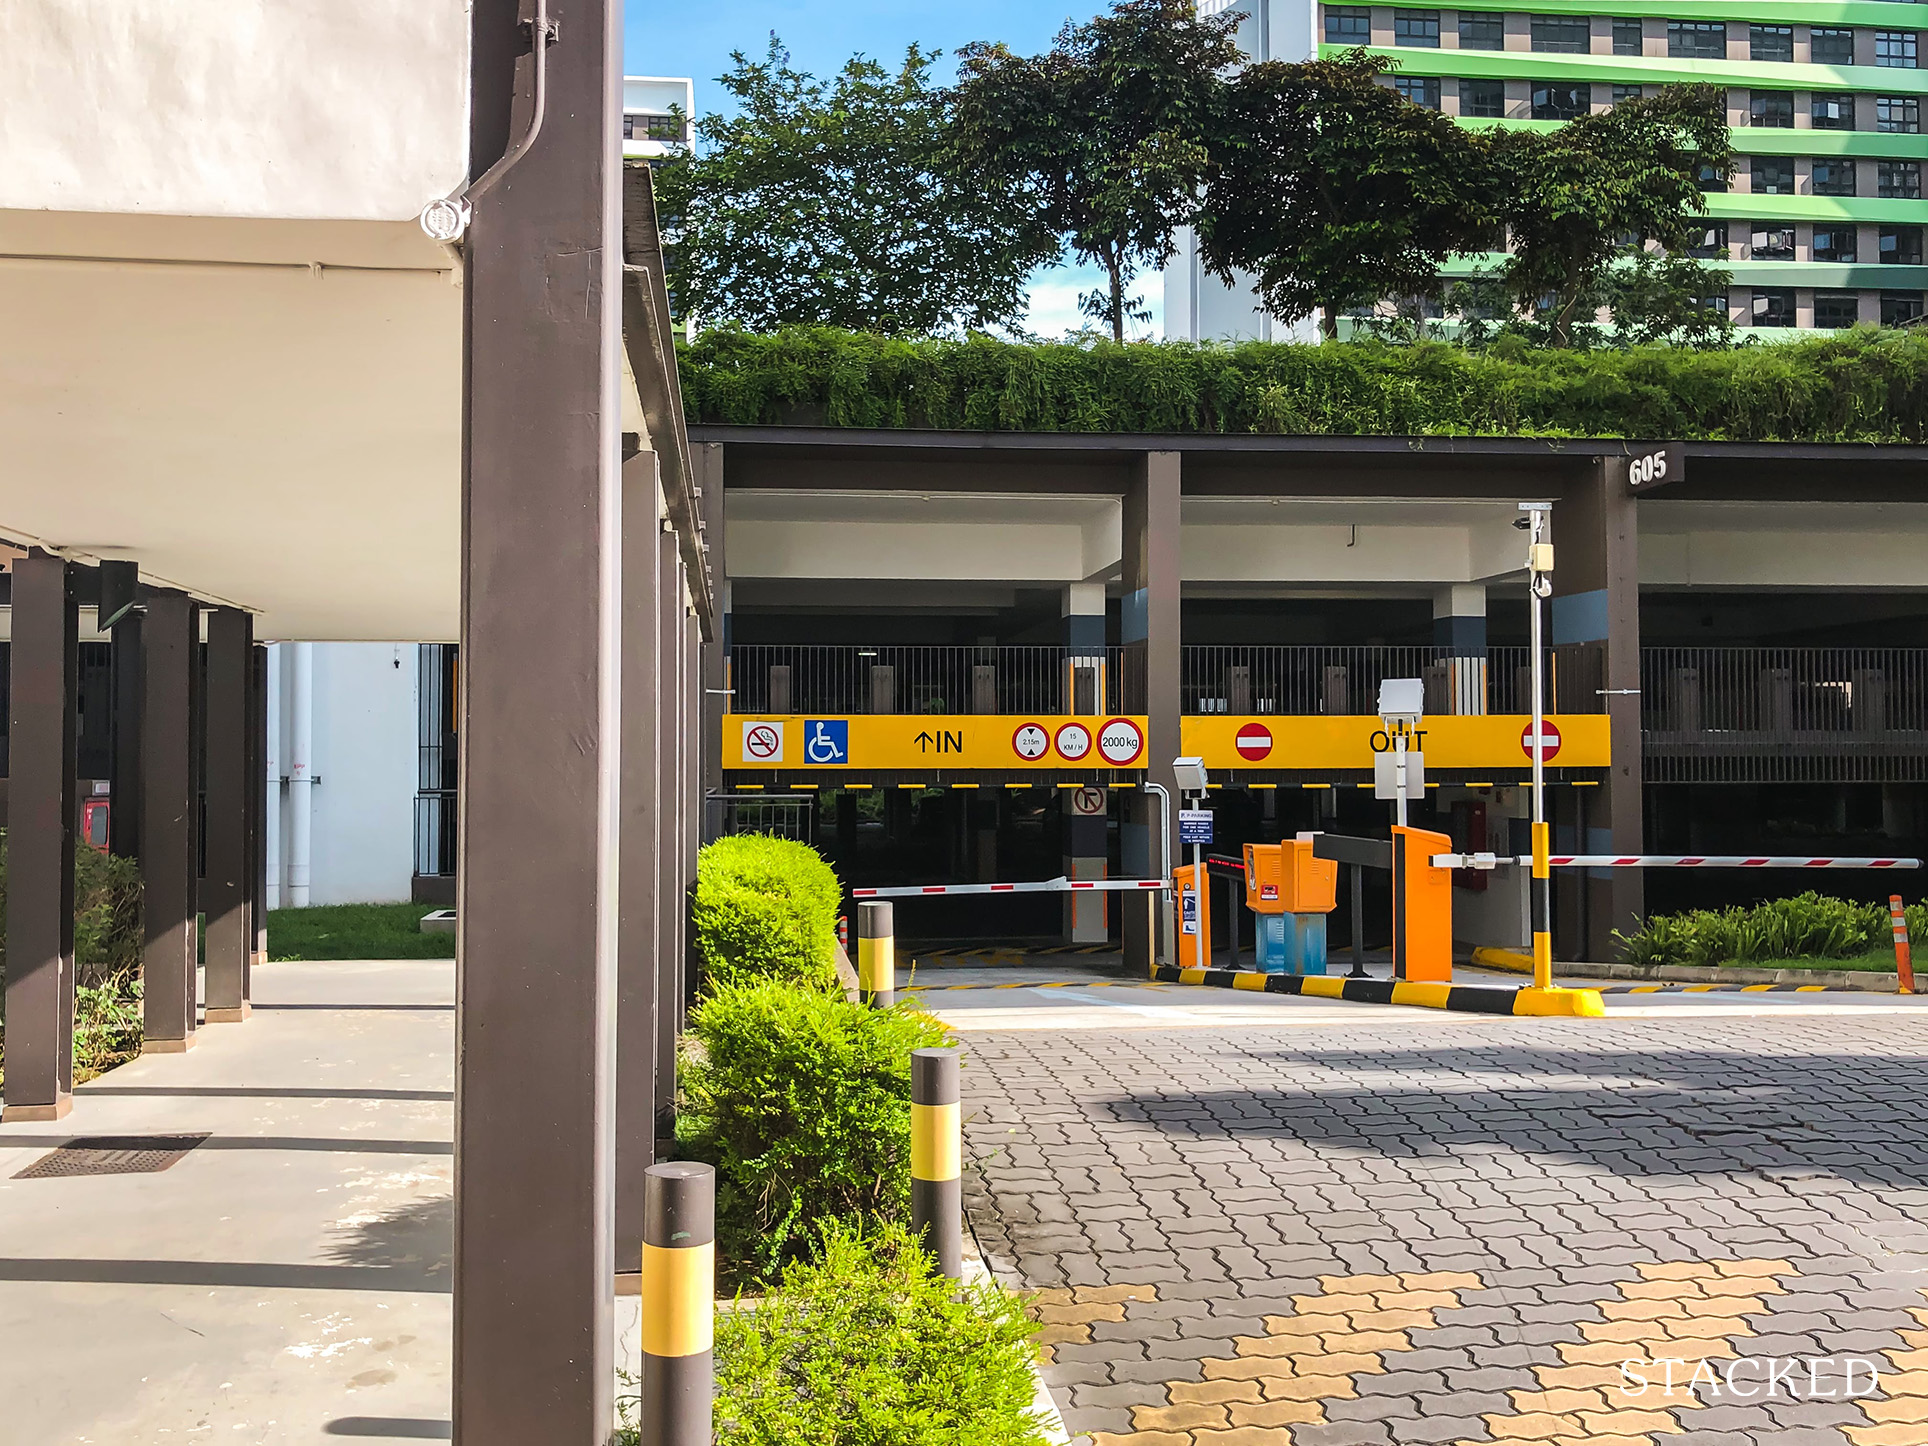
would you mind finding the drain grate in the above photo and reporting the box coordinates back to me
[13,1133,210,1179]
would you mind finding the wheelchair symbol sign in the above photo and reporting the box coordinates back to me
[804,719,849,765]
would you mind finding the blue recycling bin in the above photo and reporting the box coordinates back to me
[1255,912,1328,975]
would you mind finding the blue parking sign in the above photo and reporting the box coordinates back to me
[1179,809,1213,845]
[804,719,849,765]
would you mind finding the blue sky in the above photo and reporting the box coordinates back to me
[622,0,1162,336]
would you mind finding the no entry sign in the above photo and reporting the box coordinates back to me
[1521,720,1563,761]
[1234,722,1273,761]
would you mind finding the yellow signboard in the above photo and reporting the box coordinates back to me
[1181,715,1610,771]
[725,715,1151,770]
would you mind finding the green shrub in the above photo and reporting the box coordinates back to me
[677,1222,1044,1446]
[679,978,951,1278]
[73,971,143,1083]
[679,325,1928,442]
[1613,891,1908,968]
[0,837,144,988]
[694,835,842,993]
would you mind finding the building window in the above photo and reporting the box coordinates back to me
[1813,228,1857,263]
[1815,292,1862,328]
[1882,227,1925,265]
[1750,224,1796,260]
[623,112,684,143]
[1753,289,1797,326]
[1325,7,1372,44]
[1750,24,1793,61]
[1812,157,1857,196]
[1611,18,1643,54]
[1460,78,1506,116]
[1877,31,1919,67]
[1532,15,1591,52]
[1668,21,1727,59]
[1881,161,1923,198]
[1750,91,1794,127]
[1459,11,1505,49]
[1811,28,1855,65]
[1686,222,1727,258]
[1532,82,1588,119]
[1393,10,1440,45]
[1883,292,1925,325]
[1698,160,1728,192]
[1611,84,1644,105]
[1752,157,1795,194]
[1878,96,1922,133]
[1812,93,1855,129]
[1394,75,1441,108]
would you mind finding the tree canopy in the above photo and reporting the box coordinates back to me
[1491,84,1733,346]
[950,0,1242,342]
[653,38,1057,336]
[1199,52,1498,339]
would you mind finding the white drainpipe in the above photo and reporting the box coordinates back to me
[287,642,314,908]
[264,644,282,910]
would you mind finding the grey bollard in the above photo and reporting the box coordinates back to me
[859,900,895,1007]
[910,1047,963,1279]
[640,1161,714,1446]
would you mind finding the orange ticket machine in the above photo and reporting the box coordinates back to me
[1243,837,1339,974]
[1308,827,1454,984]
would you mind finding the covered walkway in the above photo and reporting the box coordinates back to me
[0,960,454,1444]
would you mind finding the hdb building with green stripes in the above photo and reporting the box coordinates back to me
[1165,0,1928,336]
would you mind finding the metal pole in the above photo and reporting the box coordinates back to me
[639,1162,714,1446]
[910,1048,963,1279]
[1349,862,1367,978]
[1393,730,1409,829]
[1527,504,1553,991]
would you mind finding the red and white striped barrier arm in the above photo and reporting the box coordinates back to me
[1433,853,1921,870]
[1543,855,1921,869]
[851,876,1170,899]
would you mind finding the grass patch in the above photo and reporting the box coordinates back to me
[268,902,454,961]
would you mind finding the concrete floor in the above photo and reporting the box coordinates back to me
[0,959,455,1445]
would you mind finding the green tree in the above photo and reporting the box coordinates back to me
[950,0,1243,342]
[1492,84,1732,347]
[1595,247,1734,347]
[1198,52,1498,340]
[654,38,1056,335]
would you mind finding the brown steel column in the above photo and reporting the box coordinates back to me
[453,0,622,1438]
[101,561,142,863]
[141,593,200,1052]
[1122,452,1182,971]
[2,553,78,1121]
[204,609,252,1022]
[655,532,681,1134]
[617,451,664,1275]
[1554,458,1644,960]
[249,642,269,966]
[683,609,700,1026]
[696,442,727,800]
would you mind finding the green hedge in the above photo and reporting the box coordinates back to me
[693,836,842,993]
[679,978,951,1279]
[705,1224,1045,1446]
[679,325,1928,442]
[1614,892,1928,970]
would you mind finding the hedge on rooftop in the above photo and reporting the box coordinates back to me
[678,325,1928,443]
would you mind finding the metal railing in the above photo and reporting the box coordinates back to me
[704,792,813,844]
[414,790,458,877]
[414,644,458,877]
[1179,645,1605,715]
[1642,647,1928,782]
[728,645,1144,716]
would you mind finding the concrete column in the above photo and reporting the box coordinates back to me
[655,531,682,1137]
[453,0,622,1437]
[1063,786,1108,943]
[249,642,269,964]
[141,593,200,1053]
[1552,457,1645,960]
[617,450,663,1277]
[1121,452,1181,971]
[1434,583,1487,716]
[102,562,142,862]
[1063,581,1106,715]
[204,608,253,1022]
[696,442,726,799]
[2,552,78,1120]
[684,605,701,1031]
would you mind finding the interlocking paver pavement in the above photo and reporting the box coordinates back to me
[958,1016,1928,1446]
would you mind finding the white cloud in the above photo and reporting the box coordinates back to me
[1019,262,1165,341]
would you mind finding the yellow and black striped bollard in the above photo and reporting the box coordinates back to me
[1530,820,1552,990]
[640,1161,714,1446]
[859,900,895,1008]
[911,1046,962,1279]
